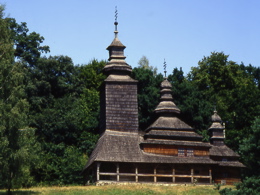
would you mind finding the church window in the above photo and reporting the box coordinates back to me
[178,148,185,156]
[187,148,194,156]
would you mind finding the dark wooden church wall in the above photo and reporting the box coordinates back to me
[212,167,241,185]
[103,82,138,133]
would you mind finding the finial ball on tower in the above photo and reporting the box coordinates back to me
[114,6,118,32]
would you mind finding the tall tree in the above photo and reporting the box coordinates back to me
[138,55,158,75]
[0,6,40,193]
[188,52,260,149]
[168,68,212,134]
[24,58,105,185]
[239,117,260,177]
[77,59,106,154]
[6,17,50,66]
[220,117,260,194]
[132,67,163,130]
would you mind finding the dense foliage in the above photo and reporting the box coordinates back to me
[0,4,259,193]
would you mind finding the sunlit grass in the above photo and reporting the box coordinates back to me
[0,184,235,195]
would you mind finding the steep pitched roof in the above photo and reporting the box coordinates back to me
[142,78,208,147]
[85,131,143,169]
[218,161,245,167]
[84,130,217,171]
[209,145,239,157]
[145,130,203,140]
[146,116,193,131]
[141,139,212,147]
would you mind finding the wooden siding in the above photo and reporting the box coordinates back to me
[143,144,209,156]
[194,149,209,156]
[212,130,224,137]
[100,82,138,133]
[211,140,225,146]
[212,167,241,185]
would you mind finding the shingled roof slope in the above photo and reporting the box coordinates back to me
[146,117,193,131]
[141,139,212,147]
[84,130,217,170]
[146,130,203,139]
[218,161,245,167]
[209,145,240,157]
[84,131,142,169]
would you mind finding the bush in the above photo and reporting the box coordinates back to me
[219,176,260,195]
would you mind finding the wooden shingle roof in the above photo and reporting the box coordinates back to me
[209,145,240,157]
[145,130,203,139]
[218,161,245,167]
[141,139,212,147]
[84,131,142,169]
[104,22,132,74]
[154,79,180,114]
[84,130,217,171]
[146,117,193,131]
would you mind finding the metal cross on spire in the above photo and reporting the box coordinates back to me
[114,6,118,32]
[163,59,167,78]
[214,102,217,113]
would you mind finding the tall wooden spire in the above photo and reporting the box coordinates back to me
[103,7,132,75]
[99,8,138,134]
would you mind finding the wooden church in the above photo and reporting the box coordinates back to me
[83,17,244,185]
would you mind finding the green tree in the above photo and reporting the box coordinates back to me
[188,52,260,150]
[24,58,105,185]
[23,56,85,185]
[36,143,87,185]
[239,117,260,177]
[0,6,40,192]
[168,68,212,134]
[239,63,260,89]
[6,17,50,66]
[77,59,106,154]
[138,55,158,75]
[132,67,163,130]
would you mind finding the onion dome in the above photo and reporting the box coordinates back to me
[103,19,132,75]
[211,110,222,123]
[209,110,224,129]
[154,78,180,115]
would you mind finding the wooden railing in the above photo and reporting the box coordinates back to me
[96,163,212,183]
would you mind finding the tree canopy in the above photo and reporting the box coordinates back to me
[0,6,40,193]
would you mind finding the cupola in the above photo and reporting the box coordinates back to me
[154,60,180,116]
[208,110,225,146]
[103,14,132,75]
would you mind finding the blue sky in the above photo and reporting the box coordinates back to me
[4,0,260,75]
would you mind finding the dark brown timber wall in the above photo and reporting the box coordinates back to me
[100,81,138,133]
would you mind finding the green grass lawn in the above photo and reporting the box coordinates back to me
[0,184,234,195]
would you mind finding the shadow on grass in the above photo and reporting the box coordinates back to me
[0,191,40,195]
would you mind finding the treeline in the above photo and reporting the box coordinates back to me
[0,5,260,194]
